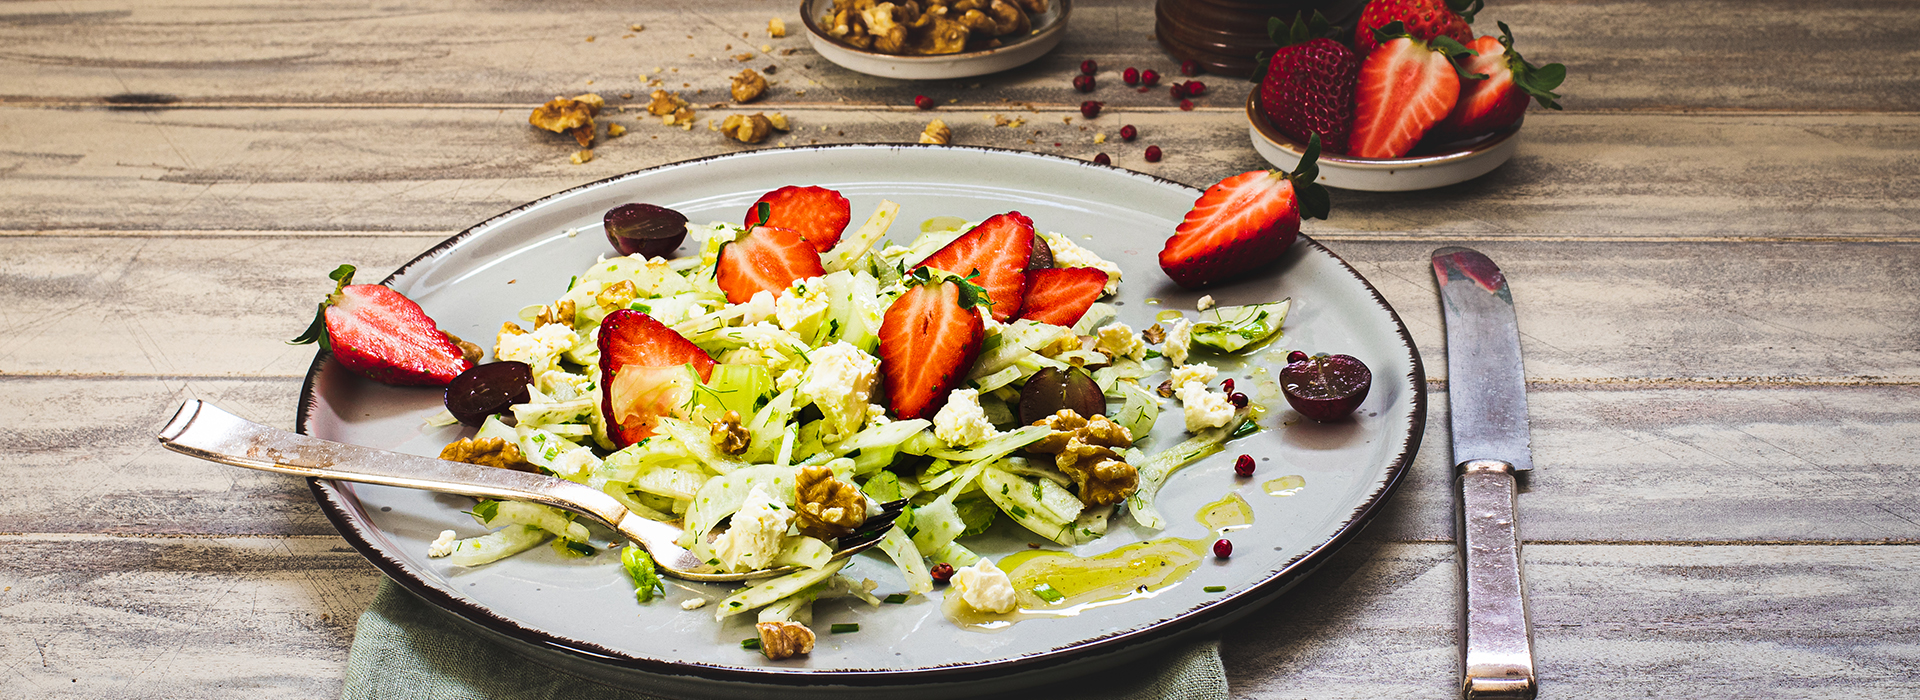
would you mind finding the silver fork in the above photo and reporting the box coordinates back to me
[156,400,904,583]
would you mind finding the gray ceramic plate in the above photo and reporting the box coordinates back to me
[300,145,1424,697]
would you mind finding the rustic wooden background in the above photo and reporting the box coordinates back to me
[4,0,1918,697]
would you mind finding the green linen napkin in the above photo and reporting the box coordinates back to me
[343,578,1228,700]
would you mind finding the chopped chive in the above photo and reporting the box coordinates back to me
[1032,583,1065,603]
[740,638,762,650]
[884,593,909,604]
[830,623,860,634]
[1203,585,1226,593]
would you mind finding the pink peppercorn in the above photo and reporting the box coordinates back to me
[1144,145,1162,162]
[1213,539,1232,558]
[1234,454,1255,477]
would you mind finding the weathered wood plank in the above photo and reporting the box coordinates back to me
[7,376,1917,543]
[4,236,1916,380]
[3,108,1915,237]
[1,0,1916,111]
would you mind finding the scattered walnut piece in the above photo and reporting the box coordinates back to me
[629,23,645,32]
[1027,409,1138,505]
[606,122,627,137]
[596,280,638,310]
[570,149,594,164]
[920,118,951,145]
[765,113,791,131]
[794,464,868,540]
[731,68,769,103]
[756,621,815,660]
[535,299,576,329]
[1093,132,1107,144]
[769,18,788,37]
[721,113,775,143]
[710,410,749,455]
[647,89,689,116]
[440,437,534,472]
[530,94,605,148]
[443,332,484,366]
[1143,324,1166,345]
[733,52,756,61]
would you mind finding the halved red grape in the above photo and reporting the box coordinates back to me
[1019,366,1105,425]
[1279,353,1371,422]
[445,361,533,426]
[604,203,689,258]
[1027,233,1054,271]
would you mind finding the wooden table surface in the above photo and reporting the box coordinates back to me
[5,0,1918,697]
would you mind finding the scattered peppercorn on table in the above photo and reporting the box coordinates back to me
[5,0,1920,697]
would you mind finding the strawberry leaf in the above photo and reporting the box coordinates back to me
[289,264,358,348]
[1447,0,1484,23]
[751,201,771,228]
[1498,21,1566,109]
[1288,133,1331,221]
[1429,36,1490,81]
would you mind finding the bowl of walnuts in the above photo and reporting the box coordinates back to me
[801,0,1071,79]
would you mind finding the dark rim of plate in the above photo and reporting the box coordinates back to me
[297,143,1426,689]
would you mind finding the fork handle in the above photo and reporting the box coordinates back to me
[157,400,631,530]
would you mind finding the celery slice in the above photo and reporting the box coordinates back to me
[715,559,847,620]
[445,524,547,567]
[1191,299,1290,353]
[1126,408,1255,529]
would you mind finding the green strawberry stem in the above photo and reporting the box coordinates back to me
[1371,22,1487,81]
[288,263,358,348]
[1252,10,1338,82]
[1289,133,1331,221]
[905,266,994,311]
[1448,0,1484,24]
[1497,21,1566,109]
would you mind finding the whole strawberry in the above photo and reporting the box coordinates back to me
[1354,0,1478,55]
[1432,21,1565,141]
[1255,12,1360,155]
[290,264,473,386]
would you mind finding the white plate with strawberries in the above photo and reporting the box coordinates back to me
[296,144,1424,697]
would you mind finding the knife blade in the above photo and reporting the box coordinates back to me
[1432,246,1537,700]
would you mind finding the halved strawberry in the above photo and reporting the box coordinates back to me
[913,212,1034,322]
[1354,0,1478,56]
[1020,267,1110,327]
[1158,136,1331,289]
[1432,22,1564,142]
[747,186,851,253]
[290,264,472,386]
[715,224,826,305]
[878,271,987,420]
[1348,23,1481,159]
[598,309,715,447]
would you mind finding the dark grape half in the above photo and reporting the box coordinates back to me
[1279,353,1371,422]
[604,203,690,258]
[445,361,533,427]
[1019,366,1106,425]
[1027,234,1054,271]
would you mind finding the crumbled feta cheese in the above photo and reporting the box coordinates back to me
[1197,295,1216,312]
[1170,362,1218,392]
[718,322,805,373]
[427,530,458,558]
[545,445,600,480]
[776,368,803,392]
[1164,318,1193,366]
[681,598,709,610]
[933,388,998,447]
[739,290,777,325]
[1176,383,1235,431]
[694,222,740,266]
[952,558,1018,614]
[799,341,881,438]
[1095,323,1144,360]
[774,276,830,337]
[866,403,891,426]
[1040,231,1122,295]
[494,323,580,373]
[712,484,793,573]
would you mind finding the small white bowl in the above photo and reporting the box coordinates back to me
[801,0,1070,80]
[1246,89,1521,192]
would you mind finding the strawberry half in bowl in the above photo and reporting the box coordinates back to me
[1245,88,1521,192]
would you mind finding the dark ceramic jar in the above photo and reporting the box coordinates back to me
[1155,0,1365,78]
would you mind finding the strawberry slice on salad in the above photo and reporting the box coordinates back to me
[598,309,716,447]
[1020,267,1110,327]
[878,270,988,420]
[747,185,851,253]
[913,211,1034,322]
[289,264,473,386]
[1432,21,1565,142]
[1348,22,1484,159]
[1158,135,1331,289]
[714,216,828,306]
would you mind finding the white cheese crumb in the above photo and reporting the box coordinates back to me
[799,341,881,438]
[1197,295,1216,311]
[776,368,803,392]
[952,558,1018,614]
[739,289,777,325]
[494,323,580,373]
[1170,362,1218,392]
[1176,383,1235,432]
[773,276,830,336]
[933,388,998,447]
[1040,231,1121,294]
[1095,322,1144,360]
[712,484,793,573]
[428,530,458,558]
[681,597,709,610]
[1164,318,1193,366]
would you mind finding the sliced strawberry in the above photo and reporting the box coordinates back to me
[714,224,826,305]
[912,212,1034,322]
[1020,267,1109,327]
[290,264,471,386]
[1433,22,1565,141]
[1158,137,1331,289]
[878,273,987,420]
[1348,25,1478,159]
[598,309,715,447]
[747,186,851,253]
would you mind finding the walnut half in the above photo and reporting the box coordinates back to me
[730,68,768,103]
[439,437,534,472]
[756,621,815,660]
[710,410,749,455]
[529,94,604,148]
[793,464,867,540]
[1026,409,1138,506]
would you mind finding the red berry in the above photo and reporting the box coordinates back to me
[1144,145,1162,162]
[1169,83,1187,99]
[1093,152,1111,165]
[1234,454,1255,476]
[1186,81,1207,96]
[1080,100,1103,118]
[1221,378,1235,393]
[1141,69,1160,87]
[1181,59,1204,76]
[1080,59,1098,75]
[1213,539,1232,558]
[1072,74,1095,92]
[1123,67,1140,85]
[1119,124,1137,141]
[914,95,934,110]
[1229,392,1249,408]
[931,562,956,582]
[1288,350,1308,363]
[1179,99,1194,111]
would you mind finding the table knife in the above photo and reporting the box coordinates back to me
[1432,247,1537,700]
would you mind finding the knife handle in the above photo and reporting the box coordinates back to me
[1456,459,1537,700]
